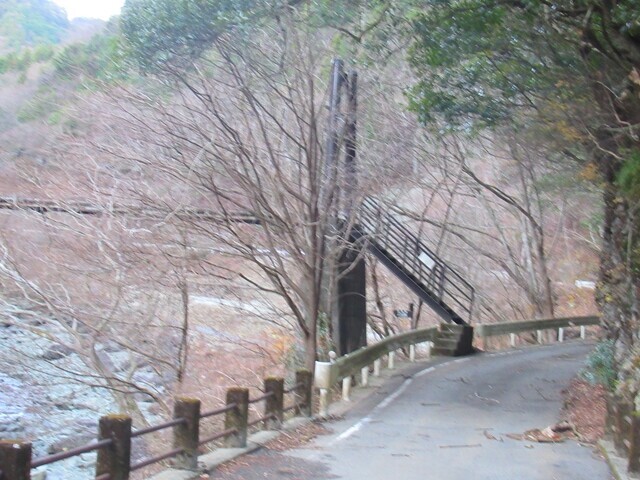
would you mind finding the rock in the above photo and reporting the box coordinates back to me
[31,470,47,480]
[41,345,74,361]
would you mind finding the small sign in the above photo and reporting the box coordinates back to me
[394,309,412,318]
[419,251,436,270]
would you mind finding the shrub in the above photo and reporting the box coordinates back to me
[582,339,616,391]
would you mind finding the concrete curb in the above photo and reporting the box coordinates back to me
[148,417,311,479]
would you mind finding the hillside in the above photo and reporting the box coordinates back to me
[0,0,68,50]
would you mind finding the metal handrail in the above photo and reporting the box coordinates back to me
[130,447,184,472]
[248,391,275,404]
[247,413,276,428]
[201,403,237,419]
[358,197,475,320]
[283,381,304,394]
[198,427,238,446]
[131,417,186,438]
[30,439,113,468]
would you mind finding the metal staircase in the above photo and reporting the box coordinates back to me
[352,197,475,325]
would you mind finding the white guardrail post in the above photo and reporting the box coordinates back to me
[315,361,333,418]
[476,315,600,352]
[313,326,438,418]
[373,359,381,376]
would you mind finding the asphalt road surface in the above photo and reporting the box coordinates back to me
[212,342,613,480]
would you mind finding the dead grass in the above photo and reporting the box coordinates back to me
[561,378,607,444]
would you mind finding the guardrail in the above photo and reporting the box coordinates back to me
[0,371,312,480]
[475,315,600,348]
[314,326,438,416]
[314,315,602,417]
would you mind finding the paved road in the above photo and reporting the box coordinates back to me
[212,342,613,480]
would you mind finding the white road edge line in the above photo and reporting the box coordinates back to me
[332,343,585,445]
[333,362,441,443]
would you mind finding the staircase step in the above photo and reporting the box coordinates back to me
[436,331,461,340]
[432,346,464,357]
[441,324,467,332]
[433,338,459,348]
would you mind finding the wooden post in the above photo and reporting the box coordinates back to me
[295,370,312,417]
[536,330,543,344]
[173,397,200,470]
[0,441,31,480]
[96,414,132,480]
[580,325,586,339]
[388,351,396,370]
[628,413,640,474]
[225,388,249,448]
[264,377,284,429]
[409,345,416,362]
[510,333,516,347]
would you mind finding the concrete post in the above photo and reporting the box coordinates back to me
[558,328,564,343]
[361,366,369,387]
[342,376,351,401]
[580,325,586,339]
[264,377,284,429]
[510,333,516,347]
[388,351,396,370]
[409,345,416,362]
[319,389,329,417]
[536,330,543,344]
[0,441,31,480]
[225,388,249,448]
[373,359,381,377]
[173,398,200,470]
[96,414,132,480]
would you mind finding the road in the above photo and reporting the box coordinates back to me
[211,342,613,480]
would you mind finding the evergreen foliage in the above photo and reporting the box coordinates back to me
[582,340,617,391]
[53,30,130,83]
[0,0,69,49]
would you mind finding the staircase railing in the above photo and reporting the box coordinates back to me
[356,197,475,323]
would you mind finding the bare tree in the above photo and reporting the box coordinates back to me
[92,17,376,371]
